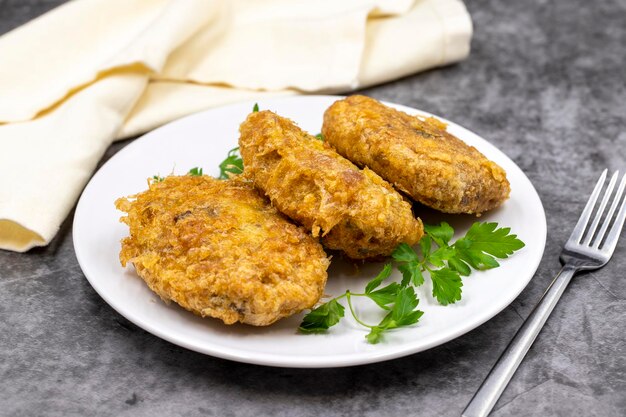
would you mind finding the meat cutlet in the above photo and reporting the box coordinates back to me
[322,95,510,214]
[115,175,329,326]
[238,110,423,259]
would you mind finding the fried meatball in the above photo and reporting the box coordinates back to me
[115,175,329,326]
[322,95,510,214]
[238,110,423,259]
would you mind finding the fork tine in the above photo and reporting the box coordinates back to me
[570,169,607,243]
[594,172,626,248]
[585,171,619,246]
[601,172,626,253]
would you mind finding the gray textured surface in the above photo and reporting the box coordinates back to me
[1,1,625,416]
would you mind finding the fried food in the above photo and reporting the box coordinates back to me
[115,175,329,326]
[239,110,423,259]
[322,95,510,214]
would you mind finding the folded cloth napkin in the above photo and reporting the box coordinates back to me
[0,0,472,252]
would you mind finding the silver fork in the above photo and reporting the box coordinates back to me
[462,169,626,417]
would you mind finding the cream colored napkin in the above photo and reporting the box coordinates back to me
[0,0,472,252]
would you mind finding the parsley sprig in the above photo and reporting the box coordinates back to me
[393,222,525,305]
[299,221,524,343]
[188,167,203,176]
[299,264,424,344]
[218,147,243,179]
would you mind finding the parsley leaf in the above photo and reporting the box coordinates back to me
[152,175,164,183]
[454,241,501,270]
[253,103,259,112]
[423,221,454,246]
[419,235,432,256]
[447,256,472,276]
[454,222,525,259]
[430,268,462,305]
[428,245,455,267]
[366,287,423,344]
[299,299,345,333]
[392,243,423,287]
[391,286,422,325]
[315,133,324,141]
[365,263,392,293]
[218,147,244,179]
[366,326,386,344]
[188,167,203,176]
[392,243,420,263]
[367,283,401,310]
[364,264,398,310]
[398,262,423,287]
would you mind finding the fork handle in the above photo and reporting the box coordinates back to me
[461,263,578,417]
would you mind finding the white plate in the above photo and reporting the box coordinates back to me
[74,95,546,368]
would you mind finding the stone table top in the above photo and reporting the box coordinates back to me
[1,1,624,416]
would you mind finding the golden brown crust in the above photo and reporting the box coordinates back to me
[239,110,423,259]
[322,95,511,214]
[116,175,329,326]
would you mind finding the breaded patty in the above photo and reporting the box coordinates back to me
[322,95,510,214]
[239,110,423,259]
[115,175,329,326]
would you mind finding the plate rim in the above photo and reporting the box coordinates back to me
[73,94,547,368]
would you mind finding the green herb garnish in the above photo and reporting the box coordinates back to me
[392,222,525,305]
[299,221,524,343]
[218,147,244,179]
[299,263,423,344]
[151,175,164,183]
[188,167,203,176]
[253,103,259,112]
[315,133,324,141]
